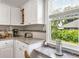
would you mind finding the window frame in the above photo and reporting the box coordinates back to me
[45,0,79,55]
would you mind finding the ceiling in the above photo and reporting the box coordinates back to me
[0,0,28,8]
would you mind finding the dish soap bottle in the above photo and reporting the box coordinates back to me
[55,39,63,56]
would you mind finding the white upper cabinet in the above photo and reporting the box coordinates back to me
[0,3,22,26]
[11,7,22,25]
[0,0,45,26]
[0,3,10,25]
[37,0,45,24]
[23,0,45,25]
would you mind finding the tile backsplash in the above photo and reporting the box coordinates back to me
[19,31,46,40]
[32,32,46,39]
[0,25,46,40]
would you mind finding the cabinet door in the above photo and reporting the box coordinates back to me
[15,47,25,58]
[0,47,13,58]
[11,7,22,25]
[23,0,37,25]
[0,40,13,48]
[15,40,28,58]
[4,40,13,47]
[23,0,44,25]
[0,3,10,25]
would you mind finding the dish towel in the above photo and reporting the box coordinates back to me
[24,50,30,58]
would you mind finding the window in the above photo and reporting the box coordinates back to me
[47,0,79,51]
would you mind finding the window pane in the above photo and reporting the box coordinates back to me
[49,0,79,46]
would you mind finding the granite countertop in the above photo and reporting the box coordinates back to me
[34,46,79,58]
[0,37,45,45]
[15,37,44,45]
[0,37,79,58]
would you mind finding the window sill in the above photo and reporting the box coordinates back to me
[47,42,79,55]
[34,46,79,58]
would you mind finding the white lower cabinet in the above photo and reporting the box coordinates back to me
[14,40,42,58]
[0,40,28,58]
[0,47,13,58]
[0,40,42,58]
[0,40,13,58]
[15,47,24,58]
[0,40,13,48]
[14,40,28,58]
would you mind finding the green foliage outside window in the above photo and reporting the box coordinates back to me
[51,18,79,44]
[51,29,79,43]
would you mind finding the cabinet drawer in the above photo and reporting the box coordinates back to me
[0,41,6,48]
[0,40,13,48]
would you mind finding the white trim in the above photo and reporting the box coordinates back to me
[47,42,79,55]
[45,0,79,55]
[45,0,49,42]
[45,0,51,43]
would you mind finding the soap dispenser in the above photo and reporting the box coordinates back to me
[55,39,63,56]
